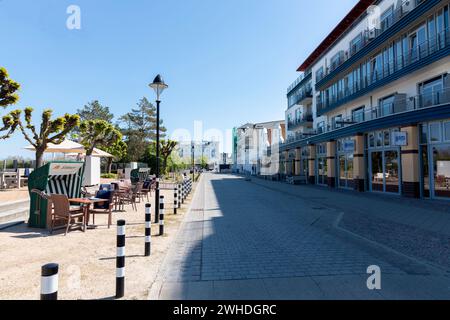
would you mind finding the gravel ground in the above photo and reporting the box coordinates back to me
[0,188,192,300]
[340,212,450,271]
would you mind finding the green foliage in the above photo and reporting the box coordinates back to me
[101,173,118,179]
[119,97,167,161]
[77,100,114,122]
[0,67,20,108]
[79,120,122,156]
[160,140,178,174]
[101,139,128,173]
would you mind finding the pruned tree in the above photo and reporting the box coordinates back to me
[79,120,122,157]
[0,67,20,108]
[5,108,80,168]
[102,140,127,173]
[160,140,177,175]
[1,67,21,139]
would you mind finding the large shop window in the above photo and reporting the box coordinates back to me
[421,121,450,199]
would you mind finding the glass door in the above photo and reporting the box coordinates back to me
[317,157,328,185]
[370,150,400,194]
[385,150,400,193]
[338,154,354,189]
[370,151,384,192]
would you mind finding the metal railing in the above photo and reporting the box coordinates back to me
[317,27,450,113]
[287,114,314,130]
[284,87,450,145]
[287,70,312,94]
[288,83,313,108]
[321,0,423,77]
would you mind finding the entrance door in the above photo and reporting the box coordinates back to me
[317,157,328,185]
[339,154,354,189]
[430,144,450,199]
[370,150,400,194]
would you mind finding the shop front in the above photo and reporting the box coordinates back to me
[367,129,402,195]
[420,120,450,200]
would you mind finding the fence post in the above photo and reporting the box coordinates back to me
[159,195,165,236]
[116,220,126,298]
[145,204,151,257]
[178,184,181,208]
[174,187,177,215]
[41,263,59,300]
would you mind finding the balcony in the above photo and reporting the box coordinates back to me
[317,27,450,116]
[287,114,314,131]
[288,85,313,108]
[316,0,433,90]
[282,86,450,148]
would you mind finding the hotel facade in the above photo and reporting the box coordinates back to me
[282,0,450,200]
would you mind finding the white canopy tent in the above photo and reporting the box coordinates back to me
[24,140,114,186]
[24,139,113,158]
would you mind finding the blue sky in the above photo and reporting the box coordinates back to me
[0,0,358,158]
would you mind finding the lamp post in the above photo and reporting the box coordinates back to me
[149,74,168,224]
[191,142,195,182]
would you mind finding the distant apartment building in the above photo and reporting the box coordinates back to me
[176,141,220,167]
[234,121,286,175]
[282,0,450,200]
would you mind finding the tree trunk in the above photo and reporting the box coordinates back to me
[107,158,113,174]
[35,149,45,169]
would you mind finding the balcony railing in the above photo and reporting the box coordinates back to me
[287,114,314,131]
[284,87,450,145]
[288,85,313,108]
[319,0,423,80]
[317,27,450,115]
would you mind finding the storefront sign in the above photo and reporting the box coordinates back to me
[392,132,408,146]
[343,140,355,153]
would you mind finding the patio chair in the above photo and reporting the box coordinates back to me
[89,190,114,228]
[118,188,138,211]
[140,179,152,202]
[133,182,144,203]
[50,194,86,235]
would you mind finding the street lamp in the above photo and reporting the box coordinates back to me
[191,142,195,182]
[149,74,168,224]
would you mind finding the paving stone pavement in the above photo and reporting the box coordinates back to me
[151,174,450,300]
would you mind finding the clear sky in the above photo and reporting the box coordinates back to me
[0,0,358,158]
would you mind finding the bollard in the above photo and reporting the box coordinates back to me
[178,184,181,209]
[116,220,126,298]
[41,263,59,300]
[174,188,177,215]
[145,204,151,257]
[182,181,185,203]
[159,195,165,236]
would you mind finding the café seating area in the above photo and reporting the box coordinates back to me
[36,177,158,235]
[0,168,33,189]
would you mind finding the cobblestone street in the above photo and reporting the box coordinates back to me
[149,173,450,300]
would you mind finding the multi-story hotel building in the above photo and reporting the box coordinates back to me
[282,0,450,200]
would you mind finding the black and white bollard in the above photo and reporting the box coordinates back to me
[182,182,185,203]
[145,204,151,257]
[159,195,165,236]
[178,184,181,208]
[116,220,126,298]
[41,263,59,300]
[174,188,177,215]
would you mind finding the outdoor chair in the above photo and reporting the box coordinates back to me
[89,190,114,228]
[118,188,138,211]
[133,182,144,203]
[140,179,153,202]
[50,194,86,235]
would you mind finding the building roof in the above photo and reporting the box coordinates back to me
[297,0,376,72]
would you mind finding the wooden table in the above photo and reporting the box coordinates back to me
[69,198,107,228]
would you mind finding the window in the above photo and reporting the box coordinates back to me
[380,6,394,32]
[369,133,375,148]
[419,76,445,107]
[384,130,390,146]
[350,33,363,55]
[430,122,441,142]
[371,53,383,82]
[316,67,324,82]
[444,122,450,141]
[317,121,325,134]
[379,95,395,116]
[352,106,365,123]
[332,115,343,129]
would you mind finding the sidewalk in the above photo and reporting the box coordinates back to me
[250,176,450,271]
